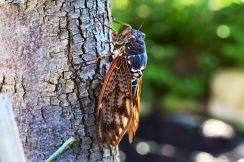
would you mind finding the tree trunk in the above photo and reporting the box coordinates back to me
[0,0,120,161]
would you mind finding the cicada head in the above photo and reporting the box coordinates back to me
[130,29,145,42]
[117,29,145,44]
[124,29,146,56]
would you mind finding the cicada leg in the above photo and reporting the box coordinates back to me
[113,20,132,37]
[95,17,119,43]
[84,53,113,63]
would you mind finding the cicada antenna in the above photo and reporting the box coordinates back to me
[138,22,144,31]
[95,17,119,41]
[95,17,116,32]
[113,19,132,29]
[112,18,132,38]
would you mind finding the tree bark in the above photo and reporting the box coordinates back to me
[0,0,120,161]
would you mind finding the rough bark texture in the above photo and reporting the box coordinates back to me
[0,0,120,161]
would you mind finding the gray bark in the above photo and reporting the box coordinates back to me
[0,0,120,161]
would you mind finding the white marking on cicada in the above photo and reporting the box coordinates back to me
[131,68,138,72]
[128,60,131,65]
[140,65,145,71]
[132,78,137,82]
[133,73,140,77]
[131,65,145,77]
[112,49,120,59]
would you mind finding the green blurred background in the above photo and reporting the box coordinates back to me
[112,0,244,113]
[111,0,244,162]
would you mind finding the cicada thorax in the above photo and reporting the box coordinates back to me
[123,29,147,96]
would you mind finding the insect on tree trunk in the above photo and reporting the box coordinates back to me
[0,0,120,161]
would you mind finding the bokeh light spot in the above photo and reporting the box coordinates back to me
[153,0,165,3]
[195,152,215,162]
[180,0,196,6]
[136,5,151,18]
[237,159,244,162]
[161,144,175,157]
[208,0,240,11]
[136,142,150,155]
[201,119,234,139]
[236,144,244,156]
[119,150,126,162]
[216,25,230,38]
[113,0,128,10]
[194,152,229,162]
[208,0,222,11]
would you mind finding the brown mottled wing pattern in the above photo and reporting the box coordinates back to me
[128,77,142,143]
[96,55,133,149]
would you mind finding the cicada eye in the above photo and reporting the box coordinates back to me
[142,33,146,38]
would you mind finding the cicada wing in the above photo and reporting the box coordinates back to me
[128,76,142,143]
[96,56,133,149]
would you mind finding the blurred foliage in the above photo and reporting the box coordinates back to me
[112,0,244,113]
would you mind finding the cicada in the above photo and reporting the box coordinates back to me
[96,20,147,149]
